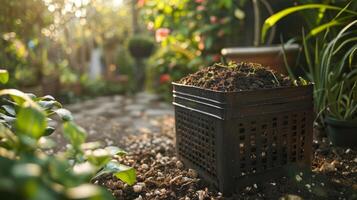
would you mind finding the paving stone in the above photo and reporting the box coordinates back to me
[53,92,174,151]
[145,109,174,117]
[125,104,146,111]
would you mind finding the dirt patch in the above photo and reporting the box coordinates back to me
[95,131,357,200]
[177,62,297,92]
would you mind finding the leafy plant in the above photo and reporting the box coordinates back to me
[262,2,357,123]
[261,3,357,42]
[128,35,156,59]
[0,70,136,199]
[327,80,357,121]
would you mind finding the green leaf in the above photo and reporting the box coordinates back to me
[81,142,102,150]
[38,100,61,110]
[44,126,55,136]
[1,105,16,116]
[307,19,342,38]
[12,163,41,178]
[39,95,55,101]
[54,108,73,121]
[63,122,86,148]
[0,69,9,84]
[261,4,357,42]
[105,146,127,156]
[0,113,16,124]
[94,161,136,186]
[38,137,56,149]
[0,89,38,108]
[16,107,47,139]
[85,149,111,168]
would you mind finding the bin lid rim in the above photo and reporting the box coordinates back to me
[172,82,314,94]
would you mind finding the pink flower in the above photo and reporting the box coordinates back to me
[147,21,154,31]
[197,5,205,11]
[160,74,171,84]
[155,28,170,42]
[137,0,146,7]
[195,0,205,3]
[210,16,218,24]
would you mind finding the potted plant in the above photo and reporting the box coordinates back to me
[128,35,155,91]
[221,0,301,75]
[173,62,313,195]
[262,3,357,146]
[325,80,357,147]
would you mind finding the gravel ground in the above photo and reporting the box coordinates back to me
[58,94,356,200]
[95,118,357,200]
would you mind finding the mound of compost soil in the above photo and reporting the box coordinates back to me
[178,62,295,92]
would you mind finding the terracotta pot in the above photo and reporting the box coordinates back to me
[221,44,300,75]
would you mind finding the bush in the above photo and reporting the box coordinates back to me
[128,35,155,59]
[0,70,136,199]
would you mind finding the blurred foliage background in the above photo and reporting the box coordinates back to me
[0,0,355,102]
[0,0,134,103]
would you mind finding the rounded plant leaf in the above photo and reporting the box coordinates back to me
[81,142,102,150]
[0,69,9,84]
[0,89,38,108]
[73,161,96,176]
[38,100,62,110]
[44,126,56,136]
[105,146,127,156]
[12,163,41,178]
[94,161,136,186]
[39,95,55,101]
[16,107,47,139]
[38,137,56,149]
[1,105,16,116]
[63,122,86,148]
[0,113,16,124]
[85,149,111,168]
[54,108,73,121]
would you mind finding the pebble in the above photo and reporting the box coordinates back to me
[197,190,205,200]
[188,169,198,178]
[176,161,184,168]
[134,195,143,200]
[133,184,143,193]
[141,164,149,170]
[295,175,302,182]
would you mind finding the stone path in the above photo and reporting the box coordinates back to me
[53,92,174,150]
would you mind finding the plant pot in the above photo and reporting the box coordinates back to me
[221,44,300,75]
[325,116,357,147]
[172,83,313,195]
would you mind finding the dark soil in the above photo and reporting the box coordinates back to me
[178,62,296,92]
[95,125,357,200]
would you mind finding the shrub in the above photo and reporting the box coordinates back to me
[0,70,136,199]
[128,35,155,59]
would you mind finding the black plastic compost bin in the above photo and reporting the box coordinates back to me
[172,82,314,195]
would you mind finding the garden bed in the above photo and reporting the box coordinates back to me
[95,120,356,200]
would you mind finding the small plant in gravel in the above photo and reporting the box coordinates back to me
[178,62,307,91]
[0,70,136,199]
